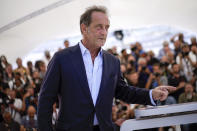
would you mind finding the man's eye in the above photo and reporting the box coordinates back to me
[106,27,109,31]
[96,26,102,30]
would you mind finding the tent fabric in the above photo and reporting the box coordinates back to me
[0,0,197,65]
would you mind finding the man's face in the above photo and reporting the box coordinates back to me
[182,46,189,53]
[174,40,181,49]
[40,63,46,72]
[191,45,197,53]
[185,84,193,93]
[16,58,22,67]
[28,107,36,119]
[153,65,160,73]
[82,11,110,49]
[128,73,138,85]
[164,45,169,52]
[191,37,196,44]
[173,64,180,74]
[4,113,12,124]
[136,42,142,50]
[27,62,33,68]
[64,41,69,48]
[28,88,34,96]
[9,91,16,99]
[6,65,12,73]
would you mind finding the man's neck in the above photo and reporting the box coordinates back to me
[81,40,101,63]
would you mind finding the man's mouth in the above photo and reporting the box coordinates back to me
[98,38,105,40]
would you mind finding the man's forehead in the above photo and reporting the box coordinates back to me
[91,11,110,23]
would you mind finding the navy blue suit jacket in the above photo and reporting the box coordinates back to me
[37,44,152,131]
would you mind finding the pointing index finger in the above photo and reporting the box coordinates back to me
[160,86,176,92]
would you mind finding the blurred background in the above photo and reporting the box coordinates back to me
[0,0,197,66]
[0,0,197,131]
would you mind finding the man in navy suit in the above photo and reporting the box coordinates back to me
[37,6,175,131]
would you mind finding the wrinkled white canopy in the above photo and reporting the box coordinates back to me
[0,0,197,65]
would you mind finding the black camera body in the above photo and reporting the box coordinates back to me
[121,105,127,111]
[9,99,15,105]
[131,46,137,52]
[182,51,189,57]
[141,66,146,71]
[154,72,160,77]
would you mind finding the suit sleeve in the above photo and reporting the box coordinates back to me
[115,60,152,105]
[37,53,61,131]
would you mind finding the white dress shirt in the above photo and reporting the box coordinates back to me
[79,42,102,125]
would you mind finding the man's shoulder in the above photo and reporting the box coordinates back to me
[53,44,79,60]
[102,50,119,62]
[57,44,79,55]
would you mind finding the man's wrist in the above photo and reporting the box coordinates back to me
[149,89,157,106]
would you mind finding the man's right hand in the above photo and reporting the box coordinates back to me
[152,86,176,101]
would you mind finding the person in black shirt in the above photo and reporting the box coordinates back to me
[0,111,20,131]
[168,63,187,102]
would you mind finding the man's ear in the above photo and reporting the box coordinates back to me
[81,23,87,34]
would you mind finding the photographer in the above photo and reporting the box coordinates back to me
[146,51,159,66]
[171,33,186,44]
[137,57,151,88]
[126,70,145,89]
[145,64,162,89]
[22,87,37,114]
[158,41,172,60]
[0,85,8,123]
[3,64,15,90]
[179,83,197,103]
[21,106,37,131]
[32,71,42,94]
[160,55,171,77]
[126,55,137,73]
[0,111,20,131]
[6,90,22,124]
[189,44,197,68]
[176,44,194,81]
[120,49,128,64]
[191,36,197,45]
[112,100,134,129]
[0,55,9,76]
[178,83,197,131]
[168,63,187,102]
[131,43,140,62]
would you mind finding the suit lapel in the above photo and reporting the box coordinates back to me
[69,44,93,105]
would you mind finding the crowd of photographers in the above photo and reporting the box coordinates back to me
[0,34,197,131]
[111,33,197,131]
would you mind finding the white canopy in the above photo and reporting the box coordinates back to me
[0,0,197,65]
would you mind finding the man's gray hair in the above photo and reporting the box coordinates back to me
[80,5,108,27]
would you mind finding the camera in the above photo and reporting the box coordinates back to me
[153,72,160,77]
[131,46,137,52]
[160,62,169,67]
[182,51,189,57]
[129,60,135,66]
[9,99,15,105]
[141,66,146,71]
[0,98,15,108]
[121,106,127,111]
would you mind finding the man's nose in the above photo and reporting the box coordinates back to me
[100,28,107,36]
